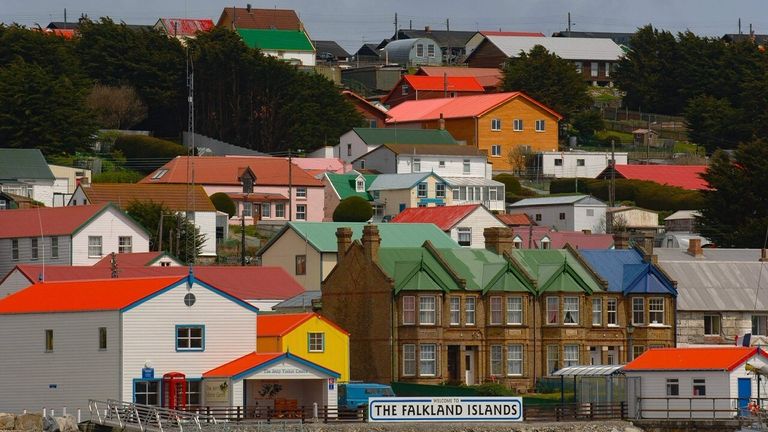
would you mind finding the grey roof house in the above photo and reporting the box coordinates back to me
[507,195,608,233]
[0,149,57,207]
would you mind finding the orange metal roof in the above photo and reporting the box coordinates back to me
[203,352,283,377]
[391,204,482,231]
[0,204,109,239]
[497,213,535,226]
[403,75,484,92]
[92,252,168,268]
[386,92,562,123]
[258,312,350,337]
[0,276,184,314]
[139,156,323,187]
[624,347,763,371]
[81,183,216,212]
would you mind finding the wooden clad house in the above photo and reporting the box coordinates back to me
[386,92,562,171]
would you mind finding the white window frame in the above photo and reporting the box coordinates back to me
[449,296,460,325]
[419,296,436,325]
[403,344,416,376]
[402,296,416,325]
[490,345,503,376]
[491,144,502,157]
[489,296,503,325]
[507,297,522,325]
[413,158,421,172]
[693,378,707,397]
[457,227,472,247]
[417,182,427,198]
[88,236,103,258]
[607,298,617,326]
[275,203,285,218]
[546,297,559,325]
[513,119,523,131]
[465,297,476,326]
[31,238,38,260]
[535,119,545,132]
[295,204,307,220]
[436,183,446,198]
[564,345,579,367]
[704,314,721,336]
[649,298,664,324]
[419,344,436,376]
[591,61,599,77]
[427,44,436,57]
[547,345,559,374]
[632,298,645,325]
[296,187,307,198]
[355,178,365,192]
[592,298,602,326]
[242,201,253,217]
[463,159,471,174]
[416,44,424,57]
[666,378,680,396]
[308,332,325,352]
[491,118,501,131]
[261,203,271,218]
[119,236,133,254]
[507,344,523,376]
[753,315,768,336]
[563,297,579,325]
[51,237,58,259]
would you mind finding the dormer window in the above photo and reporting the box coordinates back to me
[355,176,365,192]
[540,237,551,249]
[513,236,523,249]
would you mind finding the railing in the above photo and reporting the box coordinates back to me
[182,405,366,423]
[634,397,766,420]
[523,402,626,421]
[89,399,218,432]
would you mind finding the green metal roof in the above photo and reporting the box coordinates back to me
[378,248,463,293]
[0,149,54,181]
[510,249,604,294]
[437,248,535,294]
[257,222,459,255]
[353,128,458,145]
[326,173,377,200]
[237,29,314,51]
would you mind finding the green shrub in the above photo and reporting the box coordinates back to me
[114,135,186,173]
[493,173,523,195]
[92,170,144,183]
[472,383,516,396]
[550,178,704,211]
[210,192,236,218]
[333,196,373,222]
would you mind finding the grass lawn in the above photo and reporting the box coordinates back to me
[524,392,575,405]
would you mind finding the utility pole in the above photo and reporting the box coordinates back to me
[567,12,571,37]
[64,8,67,23]
[394,13,398,39]
[443,72,448,98]
[608,139,616,234]
[288,149,293,222]
[446,18,451,64]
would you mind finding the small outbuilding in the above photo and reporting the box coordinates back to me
[624,347,768,419]
[382,38,442,67]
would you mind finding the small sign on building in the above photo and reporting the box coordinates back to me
[142,367,155,380]
[368,396,523,422]
[328,377,335,390]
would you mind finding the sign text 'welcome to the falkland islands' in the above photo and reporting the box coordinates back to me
[368,396,523,422]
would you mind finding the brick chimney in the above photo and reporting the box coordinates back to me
[362,224,381,262]
[687,238,704,258]
[484,227,515,256]
[613,232,629,249]
[582,229,591,235]
[336,227,352,255]
[438,113,445,130]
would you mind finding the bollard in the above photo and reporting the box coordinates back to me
[77,409,81,423]
[51,410,55,417]
[63,407,67,416]
[313,403,318,420]
[43,408,47,417]
[23,410,27,415]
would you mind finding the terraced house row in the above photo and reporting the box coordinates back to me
[322,225,677,392]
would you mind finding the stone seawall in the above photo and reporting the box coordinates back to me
[0,413,78,432]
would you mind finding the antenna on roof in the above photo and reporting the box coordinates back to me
[185,25,197,283]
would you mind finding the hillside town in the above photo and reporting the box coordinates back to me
[2,2,768,430]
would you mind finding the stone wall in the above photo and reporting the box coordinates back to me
[676,311,764,346]
[0,413,77,432]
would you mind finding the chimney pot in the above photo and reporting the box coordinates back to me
[687,238,704,258]
[613,232,629,249]
[582,229,591,235]
[362,224,381,262]
[484,227,515,255]
[336,227,353,255]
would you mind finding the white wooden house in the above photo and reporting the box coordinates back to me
[332,128,459,164]
[536,151,628,179]
[0,275,338,414]
[507,195,608,233]
[625,347,768,419]
[0,204,150,278]
[391,204,505,248]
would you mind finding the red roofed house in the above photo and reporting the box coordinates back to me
[140,156,325,224]
[382,75,486,108]
[497,212,535,227]
[0,264,305,311]
[217,7,303,31]
[0,273,337,415]
[415,66,505,91]
[257,312,350,381]
[596,164,710,191]
[508,225,614,249]
[0,204,149,279]
[92,251,183,268]
[154,18,214,41]
[624,347,768,419]
[391,204,505,248]
[70,183,221,257]
[386,92,562,171]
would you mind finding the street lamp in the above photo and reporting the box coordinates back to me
[626,324,635,362]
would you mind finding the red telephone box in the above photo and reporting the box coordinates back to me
[163,372,187,410]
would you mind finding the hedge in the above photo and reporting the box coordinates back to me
[210,192,236,218]
[550,178,704,211]
[114,135,187,173]
[333,196,373,222]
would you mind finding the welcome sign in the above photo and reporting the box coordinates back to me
[368,396,523,422]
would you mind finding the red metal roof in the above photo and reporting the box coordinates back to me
[416,67,503,88]
[624,347,764,371]
[81,183,216,212]
[386,92,563,123]
[403,75,485,92]
[92,252,168,268]
[497,213,535,226]
[203,352,283,377]
[258,312,349,337]
[159,18,214,37]
[511,226,614,249]
[480,31,545,37]
[0,276,184,314]
[391,204,482,231]
[12,265,304,301]
[0,204,109,239]
[611,164,709,191]
[139,156,323,187]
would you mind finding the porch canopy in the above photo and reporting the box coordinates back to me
[553,365,624,377]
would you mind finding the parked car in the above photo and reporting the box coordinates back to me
[338,382,395,410]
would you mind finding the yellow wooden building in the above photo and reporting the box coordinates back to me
[257,312,351,382]
[386,92,563,171]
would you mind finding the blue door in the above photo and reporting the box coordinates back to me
[399,203,406,212]
[738,377,752,415]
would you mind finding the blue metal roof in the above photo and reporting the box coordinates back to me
[580,249,677,296]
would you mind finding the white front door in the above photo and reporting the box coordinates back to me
[464,351,475,385]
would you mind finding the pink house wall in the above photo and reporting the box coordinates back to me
[202,185,325,222]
